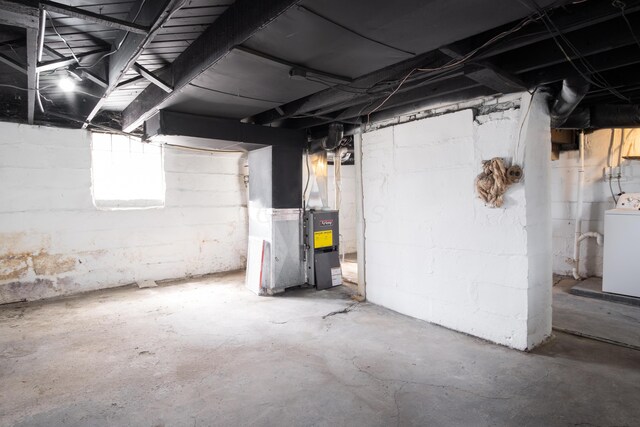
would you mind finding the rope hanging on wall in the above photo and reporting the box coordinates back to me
[475,157,523,208]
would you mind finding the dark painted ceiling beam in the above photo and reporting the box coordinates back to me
[0,1,39,123]
[41,45,106,88]
[145,110,305,148]
[249,50,452,126]
[235,45,352,84]
[305,85,496,138]
[0,37,25,51]
[36,47,109,73]
[122,0,302,132]
[495,14,640,76]
[0,0,39,29]
[440,46,525,93]
[0,52,26,73]
[287,76,485,130]
[40,1,150,35]
[366,86,495,125]
[83,0,182,127]
[308,67,466,120]
[523,46,640,87]
[132,63,172,93]
[451,0,640,63]
[337,77,483,121]
[463,64,525,93]
[117,75,145,89]
[79,70,107,89]
[251,0,639,127]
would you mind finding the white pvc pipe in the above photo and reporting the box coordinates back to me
[572,132,603,280]
[578,231,603,246]
[572,132,585,280]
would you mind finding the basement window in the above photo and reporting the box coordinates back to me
[91,133,165,209]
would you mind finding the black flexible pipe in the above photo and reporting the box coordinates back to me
[550,78,590,128]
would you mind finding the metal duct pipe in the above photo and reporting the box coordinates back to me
[590,105,640,128]
[550,78,590,128]
[553,105,640,130]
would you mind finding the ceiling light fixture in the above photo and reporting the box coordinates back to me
[58,76,76,92]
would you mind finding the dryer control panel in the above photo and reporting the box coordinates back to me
[616,193,640,210]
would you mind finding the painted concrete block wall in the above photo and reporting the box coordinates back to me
[551,128,640,277]
[327,165,357,253]
[0,122,247,304]
[361,93,551,350]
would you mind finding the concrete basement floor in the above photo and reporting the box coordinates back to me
[1,272,639,427]
[553,276,640,349]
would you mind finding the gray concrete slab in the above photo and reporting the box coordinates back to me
[1,271,640,427]
[554,277,640,349]
[571,277,640,307]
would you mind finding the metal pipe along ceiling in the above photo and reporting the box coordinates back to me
[550,78,590,128]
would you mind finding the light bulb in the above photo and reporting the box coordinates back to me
[58,77,76,92]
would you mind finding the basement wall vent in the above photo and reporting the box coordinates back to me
[91,133,165,210]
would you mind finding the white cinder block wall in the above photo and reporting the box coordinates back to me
[361,93,551,350]
[552,128,640,277]
[328,165,357,253]
[0,122,247,304]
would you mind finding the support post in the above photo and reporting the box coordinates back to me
[354,128,366,299]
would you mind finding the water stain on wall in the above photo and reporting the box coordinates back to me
[32,253,76,276]
[0,254,30,281]
[0,278,55,303]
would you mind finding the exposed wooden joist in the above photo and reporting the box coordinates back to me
[40,1,150,35]
[83,0,182,127]
[311,66,468,120]
[36,48,109,73]
[132,63,172,93]
[250,50,456,126]
[0,0,39,29]
[250,0,640,127]
[523,45,640,87]
[0,51,26,73]
[494,15,640,76]
[80,70,107,88]
[452,0,640,63]
[463,64,525,93]
[116,75,145,88]
[335,77,483,122]
[440,46,525,93]
[121,0,302,133]
[42,45,108,88]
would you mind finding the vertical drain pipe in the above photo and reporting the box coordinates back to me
[572,131,603,280]
[572,131,586,280]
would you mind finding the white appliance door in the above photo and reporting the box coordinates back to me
[603,210,640,298]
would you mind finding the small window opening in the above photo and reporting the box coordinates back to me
[91,133,165,209]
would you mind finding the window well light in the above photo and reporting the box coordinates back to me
[58,76,76,92]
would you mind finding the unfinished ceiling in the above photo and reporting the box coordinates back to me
[0,0,639,133]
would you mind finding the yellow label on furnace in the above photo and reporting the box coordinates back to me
[314,230,333,248]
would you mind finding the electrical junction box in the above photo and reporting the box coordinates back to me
[304,210,342,290]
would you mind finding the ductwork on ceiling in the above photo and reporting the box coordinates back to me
[551,78,640,130]
[550,78,590,129]
[559,105,640,129]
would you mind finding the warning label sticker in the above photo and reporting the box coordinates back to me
[314,230,333,248]
[331,267,342,287]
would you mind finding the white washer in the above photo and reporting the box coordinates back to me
[603,193,640,298]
